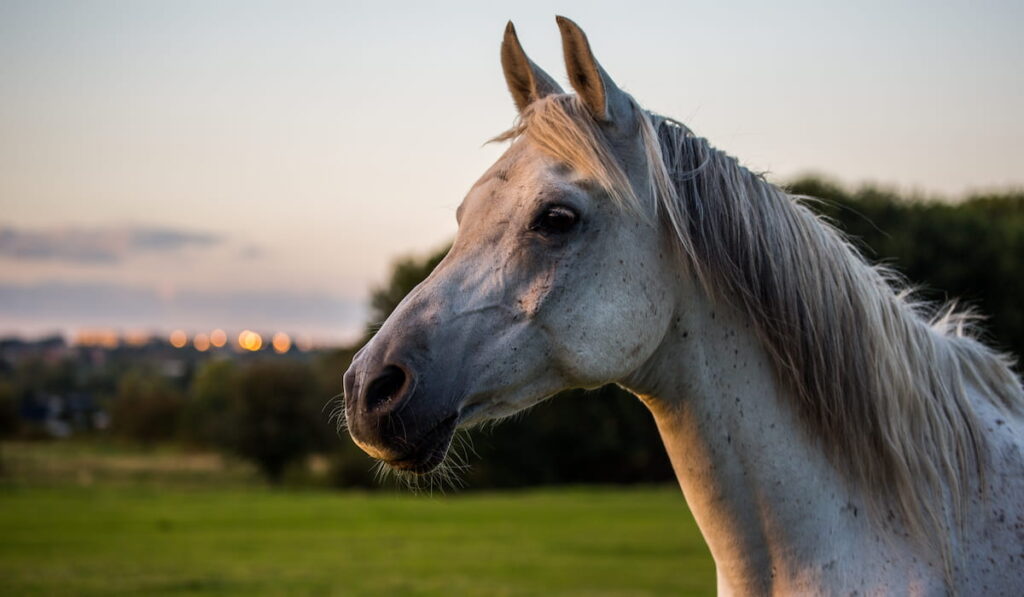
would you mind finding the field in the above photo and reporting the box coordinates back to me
[0,442,715,596]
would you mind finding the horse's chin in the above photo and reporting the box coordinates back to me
[385,449,447,475]
[382,413,458,475]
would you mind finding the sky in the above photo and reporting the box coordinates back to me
[1,0,1021,344]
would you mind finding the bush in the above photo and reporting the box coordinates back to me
[326,441,379,489]
[0,381,18,439]
[181,359,238,449]
[225,359,325,484]
[109,371,184,445]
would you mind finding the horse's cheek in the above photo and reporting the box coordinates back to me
[540,271,659,385]
[515,266,555,318]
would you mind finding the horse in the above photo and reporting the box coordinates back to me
[343,17,1024,595]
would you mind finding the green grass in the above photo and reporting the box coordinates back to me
[0,485,714,596]
[0,441,714,595]
[0,440,262,489]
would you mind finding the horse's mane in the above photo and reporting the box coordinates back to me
[497,93,1024,568]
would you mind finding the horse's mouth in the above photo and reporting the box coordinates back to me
[384,413,458,474]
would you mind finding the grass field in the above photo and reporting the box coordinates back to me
[0,443,715,596]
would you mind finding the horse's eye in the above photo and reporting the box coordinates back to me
[532,205,579,235]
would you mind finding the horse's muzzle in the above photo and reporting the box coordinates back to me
[343,357,456,473]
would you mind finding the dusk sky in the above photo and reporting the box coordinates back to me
[1,0,1021,343]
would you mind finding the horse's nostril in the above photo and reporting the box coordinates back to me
[363,365,408,412]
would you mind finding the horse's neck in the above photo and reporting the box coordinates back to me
[622,287,938,594]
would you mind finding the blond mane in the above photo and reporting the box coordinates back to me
[498,93,1024,571]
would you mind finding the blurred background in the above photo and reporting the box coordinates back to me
[1,1,1021,595]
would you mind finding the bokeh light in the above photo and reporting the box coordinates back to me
[210,328,227,348]
[238,330,262,351]
[193,333,210,352]
[124,330,150,347]
[74,329,120,349]
[169,330,187,348]
[272,332,291,354]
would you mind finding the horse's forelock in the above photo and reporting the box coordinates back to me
[492,95,646,215]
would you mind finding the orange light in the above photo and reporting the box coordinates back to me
[272,332,291,354]
[73,328,120,348]
[209,328,227,348]
[124,330,150,347]
[238,330,262,351]
[100,331,119,349]
[193,333,210,352]
[169,330,187,348]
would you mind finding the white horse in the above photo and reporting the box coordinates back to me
[344,17,1024,595]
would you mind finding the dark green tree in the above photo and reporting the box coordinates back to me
[0,380,18,439]
[363,245,450,344]
[109,370,184,445]
[227,359,323,484]
[181,358,239,449]
[789,176,1024,360]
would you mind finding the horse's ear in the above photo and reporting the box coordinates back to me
[555,16,631,124]
[501,21,562,113]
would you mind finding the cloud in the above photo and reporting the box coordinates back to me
[0,224,221,264]
[237,244,266,260]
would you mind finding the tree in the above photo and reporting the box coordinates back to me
[181,358,238,449]
[363,245,450,343]
[0,381,17,439]
[227,359,323,484]
[788,176,1024,360]
[109,370,184,445]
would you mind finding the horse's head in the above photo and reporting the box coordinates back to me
[344,17,678,473]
